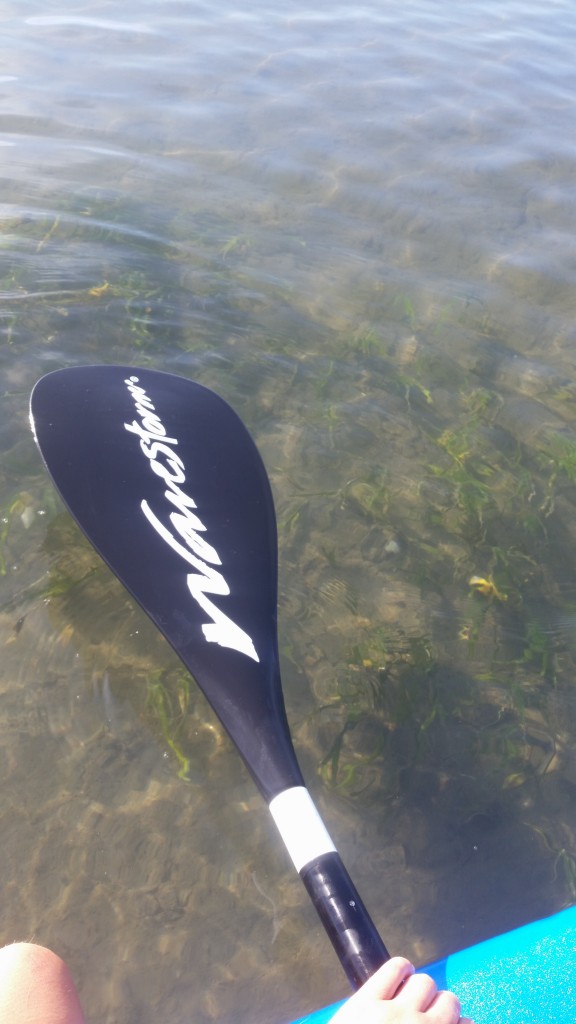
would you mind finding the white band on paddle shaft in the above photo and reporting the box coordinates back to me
[268,786,337,873]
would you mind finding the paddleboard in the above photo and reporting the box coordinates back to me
[291,905,576,1024]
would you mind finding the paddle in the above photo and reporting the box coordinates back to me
[30,364,389,989]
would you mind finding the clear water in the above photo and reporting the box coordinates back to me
[1,1,576,1022]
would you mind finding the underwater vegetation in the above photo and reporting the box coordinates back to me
[2,187,575,914]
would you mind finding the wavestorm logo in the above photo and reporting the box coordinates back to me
[123,375,259,662]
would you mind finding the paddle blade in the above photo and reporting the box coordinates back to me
[30,365,303,801]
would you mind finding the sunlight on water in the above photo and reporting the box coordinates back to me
[1,1,576,1022]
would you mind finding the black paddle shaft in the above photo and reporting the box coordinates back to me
[30,365,389,987]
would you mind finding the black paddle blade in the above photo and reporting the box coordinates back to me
[30,365,303,801]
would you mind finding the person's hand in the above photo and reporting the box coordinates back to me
[330,957,474,1024]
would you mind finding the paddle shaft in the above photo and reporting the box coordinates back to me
[269,785,389,987]
[302,854,388,989]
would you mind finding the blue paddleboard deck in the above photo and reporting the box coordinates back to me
[291,905,576,1024]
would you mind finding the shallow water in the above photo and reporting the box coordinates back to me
[1,1,576,1022]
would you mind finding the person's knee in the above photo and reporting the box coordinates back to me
[0,940,67,979]
[0,941,85,1024]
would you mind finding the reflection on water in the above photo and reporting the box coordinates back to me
[2,0,576,1022]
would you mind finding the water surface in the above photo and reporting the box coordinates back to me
[1,2,576,1022]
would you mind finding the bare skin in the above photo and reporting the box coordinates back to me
[330,957,474,1024]
[0,943,85,1024]
[0,944,473,1024]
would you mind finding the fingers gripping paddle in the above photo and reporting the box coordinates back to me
[30,365,389,988]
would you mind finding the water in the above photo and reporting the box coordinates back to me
[1,1,576,1021]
